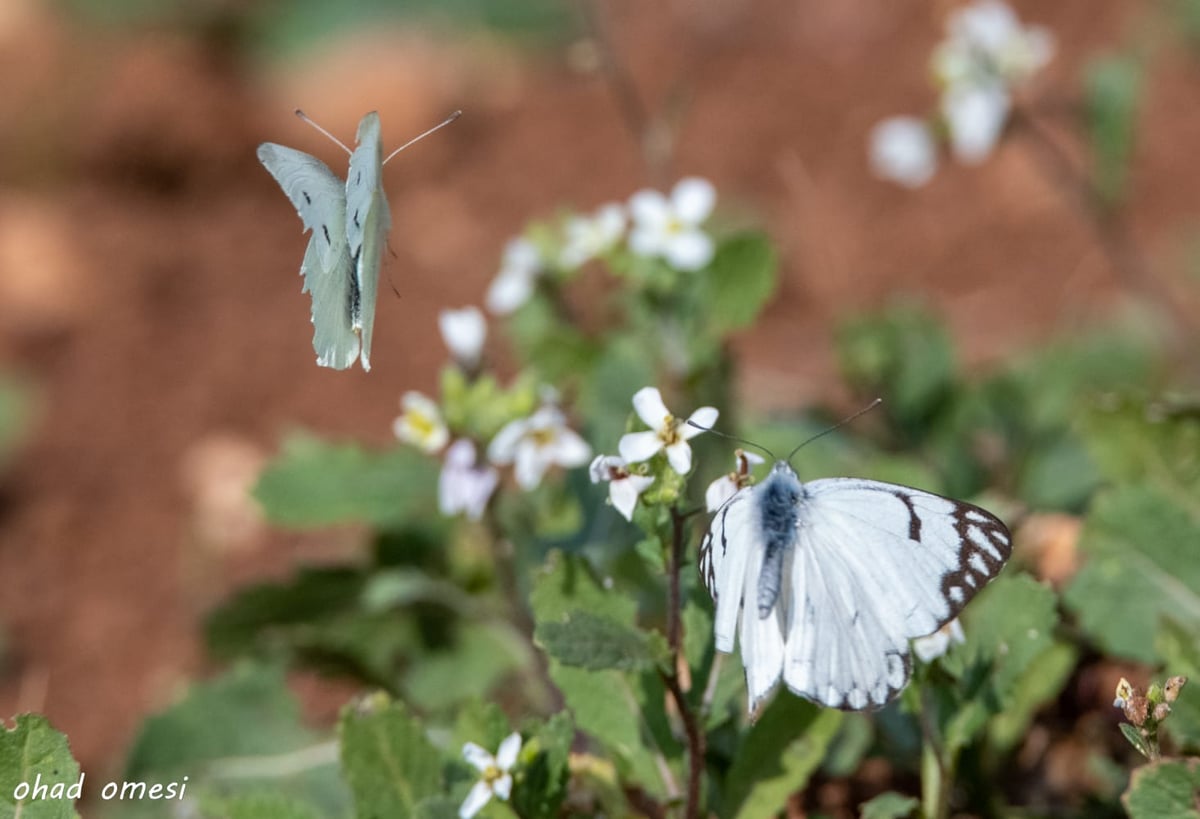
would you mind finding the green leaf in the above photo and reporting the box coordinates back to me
[724,696,843,819]
[987,641,1079,753]
[1121,723,1154,759]
[1064,486,1200,663]
[576,336,656,452]
[403,623,532,711]
[339,693,444,819]
[1080,397,1200,500]
[511,712,573,819]
[859,791,919,819]
[703,232,779,333]
[199,792,323,819]
[1122,758,1200,819]
[254,434,437,528]
[0,714,81,819]
[535,610,669,672]
[1086,53,1143,207]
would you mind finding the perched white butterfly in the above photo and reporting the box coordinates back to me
[700,458,1011,712]
[258,110,460,370]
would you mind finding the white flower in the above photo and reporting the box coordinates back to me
[392,391,448,454]
[560,203,626,269]
[912,618,966,663]
[487,405,592,490]
[439,440,499,521]
[459,732,522,819]
[869,116,939,188]
[590,455,655,521]
[941,82,1010,164]
[1114,677,1134,710]
[438,306,487,369]
[934,0,1054,88]
[628,177,716,271]
[485,237,542,315]
[705,449,766,512]
[618,387,718,475]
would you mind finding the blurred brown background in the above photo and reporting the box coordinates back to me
[0,0,1195,782]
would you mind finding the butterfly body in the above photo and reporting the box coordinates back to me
[701,461,1011,711]
[258,112,390,371]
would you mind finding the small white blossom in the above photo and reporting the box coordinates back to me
[705,449,766,512]
[392,391,448,454]
[560,203,626,269]
[1114,677,1134,710]
[488,405,592,490]
[618,387,718,475]
[439,439,499,521]
[485,237,542,315]
[941,83,1010,164]
[438,306,487,369]
[590,455,655,521]
[912,618,966,663]
[869,116,939,188]
[628,177,716,271]
[459,732,522,819]
[934,0,1054,89]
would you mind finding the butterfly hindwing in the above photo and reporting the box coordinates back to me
[702,466,1012,711]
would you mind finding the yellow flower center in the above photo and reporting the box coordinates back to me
[658,413,681,447]
[530,427,557,447]
[408,411,439,441]
[483,764,504,786]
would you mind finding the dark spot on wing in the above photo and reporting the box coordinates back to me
[322,224,331,245]
[302,190,312,205]
[886,488,922,540]
[938,501,1012,617]
[353,210,361,229]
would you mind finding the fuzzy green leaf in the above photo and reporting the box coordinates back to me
[199,793,323,819]
[1064,486,1200,663]
[724,696,843,819]
[0,715,81,819]
[1122,758,1200,819]
[339,694,444,819]
[535,610,669,672]
[703,232,779,333]
[254,434,436,528]
[859,791,919,819]
[1121,723,1154,759]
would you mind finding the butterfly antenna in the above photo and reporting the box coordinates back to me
[686,420,776,462]
[784,398,882,464]
[383,110,463,165]
[293,109,353,156]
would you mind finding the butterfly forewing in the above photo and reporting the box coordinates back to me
[345,112,390,371]
[701,468,1012,712]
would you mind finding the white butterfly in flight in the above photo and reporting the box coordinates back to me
[258,110,460,370]
[700,438,1011,712]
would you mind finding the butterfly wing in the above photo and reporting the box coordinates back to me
[257,143,361,369]
[700,491,786,711]
[345,112,390,371]
[783,478,1011,709]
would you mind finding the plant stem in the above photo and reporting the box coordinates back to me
[659,505,705,819]
[917,687,952,819]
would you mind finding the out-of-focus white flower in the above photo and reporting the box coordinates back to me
[392,391,449,454]
[934,0,1054,88]
[705,449,766,512]
[590,454,655,521]
[439,439,499,521]
[488,406,592,490]
[628,177,716,271]
[1114,677,1134,710]
[941,83,1010,163]
[869,116,939,188]
[459,732,522,819]
[618,387,718,475]
[912,618,966,663]
[485,237,543,315]
[560,203,626,269]
[438,306,487,369]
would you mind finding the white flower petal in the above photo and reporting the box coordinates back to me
[628,189,670,227]
[487,418,528,465]
[486,267,535,315]
[705,475,738,512]
[502,237,541,273]
[665,230,715,271]
[619,430,663,464]
[680,406,719,440]
[550,428,593,469]
[589,454,620,483]
[438,306,487,366]
[445,439,477,469]
[459,780,493,819]
[496,732,523,770]
[943,84,1010,164]
[609,477,640,521]
[628,225,665,258]
[869,116,938,188]
[671,177,716,224]
[665,441,693,475]
[462,743,494,772]
[514,442,550,490]
[492,772,513,801]
[631,387,670,430]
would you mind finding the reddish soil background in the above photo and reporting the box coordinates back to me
[0,0,1197,795]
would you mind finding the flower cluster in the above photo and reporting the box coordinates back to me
[590,387,718,521]
[869,0,1054,187]
[484,177,717,316]
[392,307,591,521]
[1112,674,1188,759]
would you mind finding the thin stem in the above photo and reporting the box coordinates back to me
[1012,106,1197,336]
[659,505,705,819]
[917,686,952,819]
